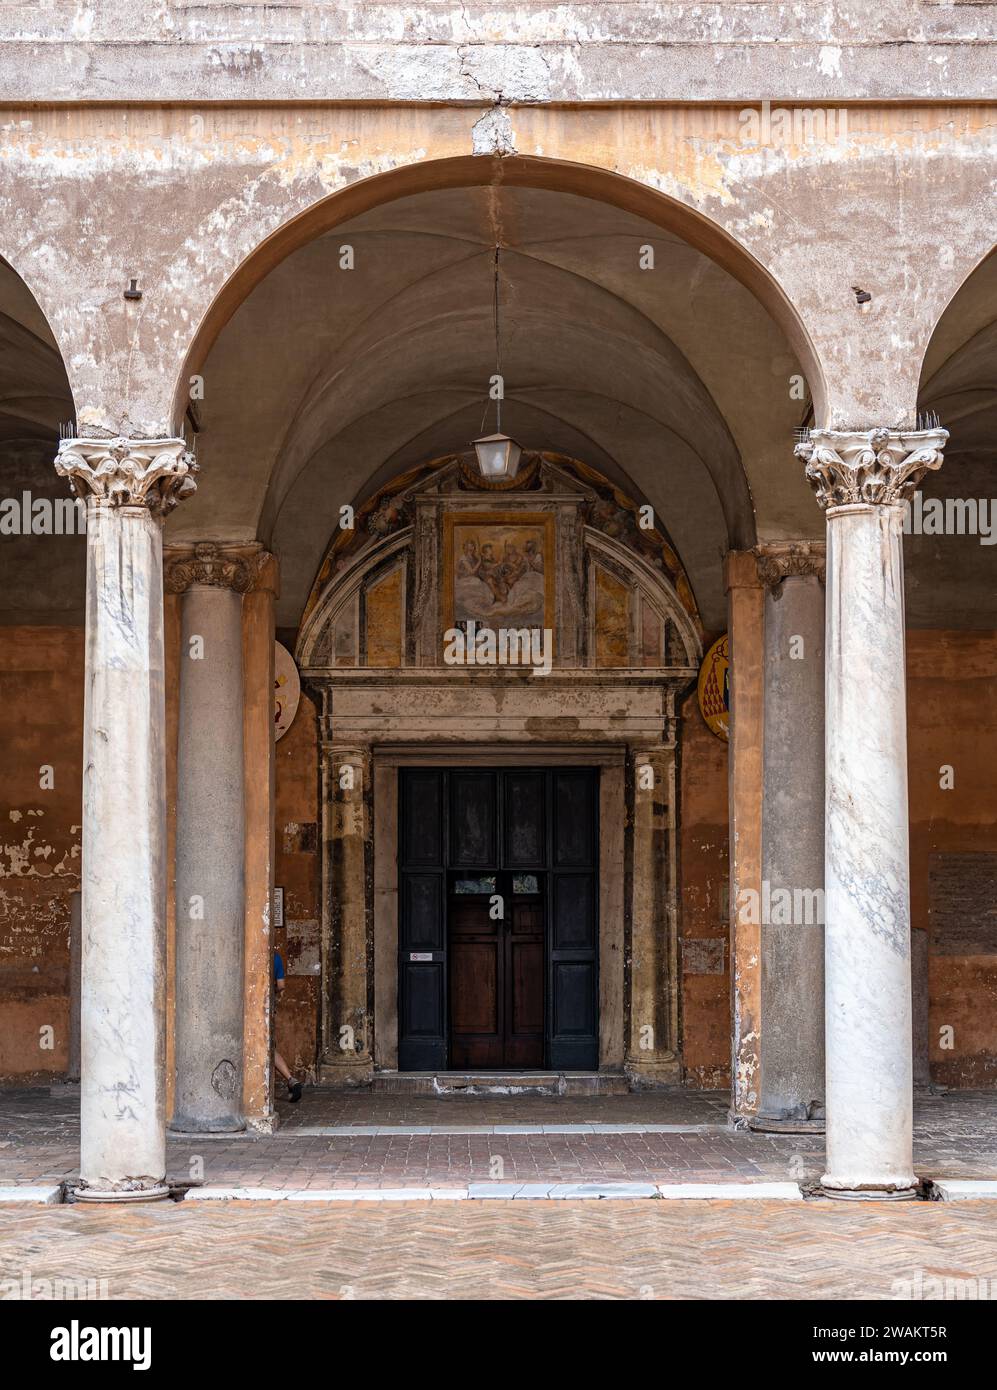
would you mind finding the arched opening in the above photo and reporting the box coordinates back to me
[908,246,997,1089]
[163,158,821,1092]
[0,255,79,1086]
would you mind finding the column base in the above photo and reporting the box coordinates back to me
[624,1054,682,1089]
[820,1179,919,1202]
[74,1182,171,1204]
[750,1109,826,1135]
[318,1052,374,1087]
[168,1116,246,1136]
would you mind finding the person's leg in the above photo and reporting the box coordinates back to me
[274,1050,302,1102]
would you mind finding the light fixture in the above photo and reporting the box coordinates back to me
[472,432,522,481]
[472,245,522,481]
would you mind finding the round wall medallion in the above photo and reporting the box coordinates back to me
[697,633,730,742]
[274,642,301,741]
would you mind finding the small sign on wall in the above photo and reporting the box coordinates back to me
[273,886,285,928]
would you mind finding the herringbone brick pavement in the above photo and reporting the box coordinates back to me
[1,1200,995,1299]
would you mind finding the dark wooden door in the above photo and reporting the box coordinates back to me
[398,767,598,1071]
[449,871,545,1068]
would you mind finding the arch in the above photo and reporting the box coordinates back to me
[171,153,827,433]
[917,244,997,400]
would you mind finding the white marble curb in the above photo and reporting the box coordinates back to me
[655,1182,802,1200]
[184,1180,803,1202]
[0,1185,63,1204]
[929,1180,997,1201]
[289,1123,727,1137]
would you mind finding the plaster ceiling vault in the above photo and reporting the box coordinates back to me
[0,256,78,623]
[169,184,819,632]
[913,249,997,630]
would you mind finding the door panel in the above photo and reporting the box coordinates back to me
[505,897,544,1066]
[449,892,503,1068]
[450,770,497,867]
[504,770,545,866]
[398,767,599,1071]
[548,770,599,1070]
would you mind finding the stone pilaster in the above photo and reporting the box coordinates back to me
[165,543,270,1134]
[320,737,374,1084]
[752,542,826,1132]
[55,436,196,1201]
[625,740,681,1087]
[724,551,765,1120]
[795,426,947,1197]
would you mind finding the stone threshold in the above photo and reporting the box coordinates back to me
[182,1180,804,1202]
[367,1072,630,1096]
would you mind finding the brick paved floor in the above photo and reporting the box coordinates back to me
[1,1088,994,1191]
[1,1199,996,1299]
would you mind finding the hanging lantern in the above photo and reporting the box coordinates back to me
[472,432,523,482]
[472,246,522,481]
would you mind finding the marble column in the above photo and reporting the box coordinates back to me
[625,739,681,1087]
[753,544,826,1132]
[166,544,260,1133]
[795,426,947,1197]
[55,436,196,1201]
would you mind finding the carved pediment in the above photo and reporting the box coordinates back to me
[297,451,702,674]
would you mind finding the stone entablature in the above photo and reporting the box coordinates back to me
[308,668,691,751]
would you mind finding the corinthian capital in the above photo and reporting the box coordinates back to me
[55,437,197,517]
[164,542,273,595]
[794,427,948,511]
[753,541,826,592]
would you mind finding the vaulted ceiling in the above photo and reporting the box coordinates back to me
[172,185,815,631]
[1,194,993,632]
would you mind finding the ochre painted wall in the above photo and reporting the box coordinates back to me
[0,627,82,1081]
[908,631,997,1087]
[1,625,994,1090]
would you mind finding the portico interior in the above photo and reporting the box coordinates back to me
[0,159,994,1201]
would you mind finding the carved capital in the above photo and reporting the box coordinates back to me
[55,437,197,517]
[753,541,827,592]
[164,542,274,595]
[794,427,947,511]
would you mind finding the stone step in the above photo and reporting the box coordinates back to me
[360,1071,630,1096]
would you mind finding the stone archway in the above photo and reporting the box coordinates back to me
[296,450,702,1085]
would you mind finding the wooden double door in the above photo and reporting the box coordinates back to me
[398,767,599,1071]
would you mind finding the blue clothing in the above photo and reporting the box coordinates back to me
[274,950,285,982]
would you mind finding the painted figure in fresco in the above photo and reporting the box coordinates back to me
[524,538,544,572]
[497,541,528,595]
[456,537,481,578]
[453,528,546,627]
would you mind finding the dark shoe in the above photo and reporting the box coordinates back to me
[288,1080,303,1103]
